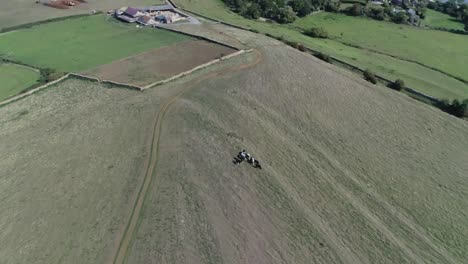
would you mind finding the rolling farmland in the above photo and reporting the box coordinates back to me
[291,12,468,82]
[0,15,190,72]
[0,3,467,264]
[173,0,468,100]
[0,0,164,30]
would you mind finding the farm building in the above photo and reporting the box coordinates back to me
[142,5,173,12]
[124,7,144,18]
[137,16,157,26]
[115,5,188,25]
[116,7,144,23]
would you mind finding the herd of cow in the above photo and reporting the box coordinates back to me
[233,150,262,169]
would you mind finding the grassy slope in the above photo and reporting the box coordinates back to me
[0,78,171,264]
[423,9,465,31]
[175,0,468,100]
[127,28,468,263]
[0,63,39,101]
[0,54,255,264]
[291,13,468,81]
[0,0,165,30]
[0,15,190,72]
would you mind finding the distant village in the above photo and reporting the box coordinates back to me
[114,5,188,26]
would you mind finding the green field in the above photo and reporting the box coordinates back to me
[291,13,468,81]
[0,15,190,72]
[0,63,39,101]
[174,0,468,100]
[423,9,465,31]
[0,0,165,30]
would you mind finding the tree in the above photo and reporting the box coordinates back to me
[436,99,468,118]
[325,0,341,12]
[241,3,261,19]
[367,6,386,20]
[304,27,329,38]
[347,3,363,16]
[275,6,297,23]
[314,52,331,62]
[297,44,307,52]
[363,69,377,84]
[391,11,408,24]
[463,9,468,31]
[289,0,312,17]
[390,79,405,91]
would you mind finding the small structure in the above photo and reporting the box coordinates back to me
[142,5,173,12]
[117,7,144,23]
[154,14,168,23]
[137,15,157,26]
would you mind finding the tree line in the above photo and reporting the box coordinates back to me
[224,0,341,23]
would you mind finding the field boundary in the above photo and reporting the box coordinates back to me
[142,49,248,89]
[153,24,241,50]
[333,40,468,85]
[0,50,251,106]
[69,73,142,91]
[0,12,103,34]
[0,74,70,108]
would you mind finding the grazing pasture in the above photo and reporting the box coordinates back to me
[0,51,252,264]
[290,12,468,82]
[423,9,465,31]
[0,15,191,72]
[82,40,236,86]
[0,63,39,101]
[174,0,468,100]
[0,0,164,30]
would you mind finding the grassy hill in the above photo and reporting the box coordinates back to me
[174,0,468,100]
[126,27,468,263]
[0,20,467,264]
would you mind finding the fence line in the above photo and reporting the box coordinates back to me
[0,74,70,107]
[69,73,143,90]
[142,49,248,89]
[153,24,241,51]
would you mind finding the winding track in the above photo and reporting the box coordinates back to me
[111,49,262,264]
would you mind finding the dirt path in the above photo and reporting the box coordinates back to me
[111,49,263,264]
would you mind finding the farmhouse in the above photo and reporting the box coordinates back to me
[115,5,188,25]
[116,7,145,23]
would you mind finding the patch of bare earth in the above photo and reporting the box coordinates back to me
[82,40,236,87]
[44,0,83,9]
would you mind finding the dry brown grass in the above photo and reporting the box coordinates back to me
[82,40,236,87]
[125,25,468,264]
